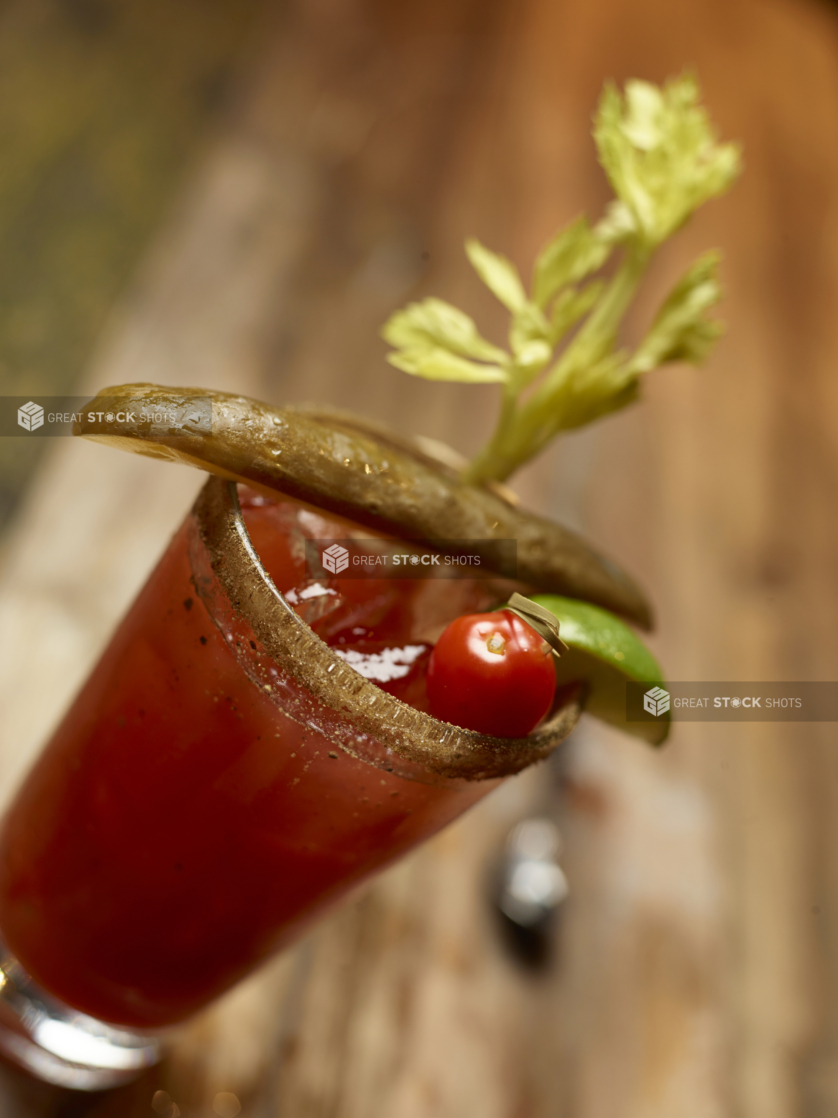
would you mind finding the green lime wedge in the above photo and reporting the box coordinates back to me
[528,594,670,746]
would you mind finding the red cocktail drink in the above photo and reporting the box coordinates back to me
[0,68,735,1086]
[0,479,575,1043]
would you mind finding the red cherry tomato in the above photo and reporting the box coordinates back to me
[426,609,556,737]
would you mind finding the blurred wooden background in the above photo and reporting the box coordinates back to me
[2,0,838,1114]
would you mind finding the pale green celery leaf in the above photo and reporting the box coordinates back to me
[622,80,665,149]
[548,281,604,345]
[537,348,636,437]
[528,594,669,745]
[512,338,553,376]
[465,238,528,313]
[386,347,508,383]
[557,352,639,431]
[549,248,725,430]
[509,303,552,378]
[510,301,550,344]
[549,378,640,437]
[628,250,723,374]
[531,216,611,308]
[381,297,507,363]
[594,74,742,246]
[595,199,637,244]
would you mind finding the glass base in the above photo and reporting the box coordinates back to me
[0,944,161,1090]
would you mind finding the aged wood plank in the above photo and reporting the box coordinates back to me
[1,0,838,1114]
[0,0,264,528]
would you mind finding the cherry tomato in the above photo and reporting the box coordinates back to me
[426,610,556,737]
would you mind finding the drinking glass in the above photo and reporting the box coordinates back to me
[0,476,578,1088]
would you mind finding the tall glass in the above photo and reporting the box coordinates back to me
[0,477,578,1088]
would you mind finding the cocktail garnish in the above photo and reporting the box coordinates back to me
[505,593,569,657]
[382,74,742,484]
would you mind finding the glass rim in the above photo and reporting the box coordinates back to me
[189,476,581,782]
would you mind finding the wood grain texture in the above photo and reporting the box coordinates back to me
[1,0,837,1114]
[0,0,264,528]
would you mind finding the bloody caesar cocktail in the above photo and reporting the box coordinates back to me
[0,478,578,1035]
[0,74,739,1088]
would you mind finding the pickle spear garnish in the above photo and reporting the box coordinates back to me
[74,382,653,628]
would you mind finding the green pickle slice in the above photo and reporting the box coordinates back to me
[74,384,653,629]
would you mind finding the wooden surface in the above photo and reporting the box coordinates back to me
[2,0,838,1114]
[0,0,264,529]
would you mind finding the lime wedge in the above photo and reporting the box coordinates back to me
[528,594,670,746]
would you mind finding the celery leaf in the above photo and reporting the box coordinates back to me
[594,74,741,247]
[381,73,742,483]
[532,216,610,308]
[628,251,723,374]
[465,239,528,312]
[386,347,508,383]
[548,282,604,346]
[382,298,507,363]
